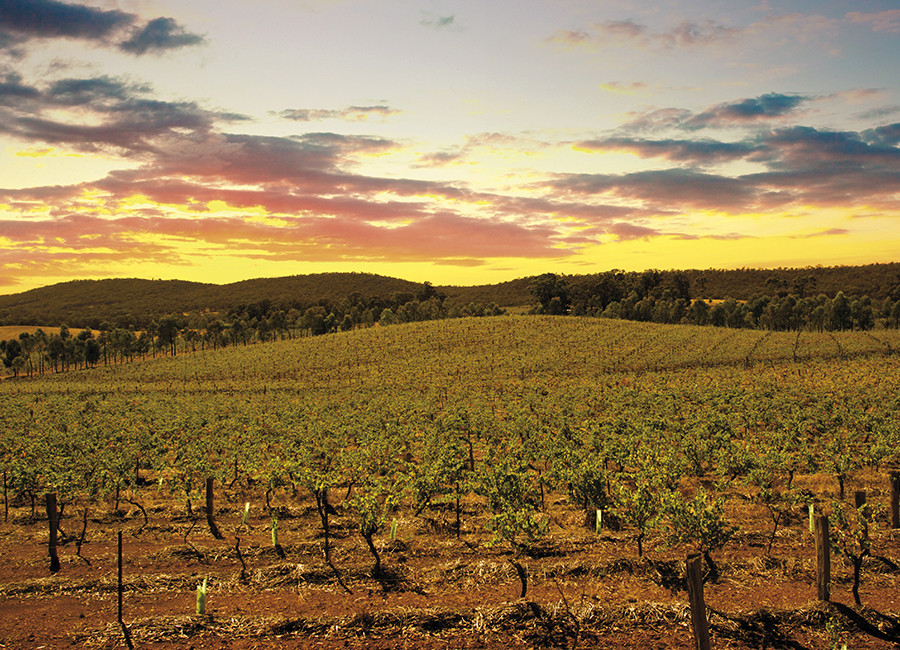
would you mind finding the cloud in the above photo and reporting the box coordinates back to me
[687,93,810,128]
[548,12,839,54]
[0,0,132,41]
[415,132,551,168]
[0,72,40,106]
[278,105,400,122]
[0,0,203,55]
[756,125,900,170]
[621,93,812,132]
[608,222,661,240]
[846,10,900,34]
[544,168,759,211]
[119,17,205,55]
[548,18,740,51]
[576,137,757,166]
[863,122,900,146]
[0,75,247,155]
[620,107,695,132]
[600,81,649,95]
[0,205,577,279]
[420,14,459,31]
[566,119,900,213]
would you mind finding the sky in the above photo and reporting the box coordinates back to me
[1,0,899,295]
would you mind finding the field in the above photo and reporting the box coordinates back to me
[2,316,900,648]
[0,325,52,341]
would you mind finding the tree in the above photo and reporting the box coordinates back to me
[157,316,180,356]
[84,339,101,367]
[205,320,225,350]
[827,292,852,331]
[688,299,710,326]
[2,338,21,373]
[530,273,569,314]
[302,307,327,336]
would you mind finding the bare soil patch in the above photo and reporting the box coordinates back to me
[2,482,899,649]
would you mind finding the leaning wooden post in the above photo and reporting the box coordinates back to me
[686,553,711,650]
[205,477,223,540]
[45,492,60,573]
[889,472,899,529]
[815,514,830,602]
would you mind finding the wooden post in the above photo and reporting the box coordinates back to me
[118,531,124,622]
[854,490,866,509]
[686,553,711,650]
[890,472,899,529]
[815,514,830,602]
[45,492,60,573]
[118,531,134,649]
[205,477,223,540]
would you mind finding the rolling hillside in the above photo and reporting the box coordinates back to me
[2,316,899,649]
[0,262,897,329]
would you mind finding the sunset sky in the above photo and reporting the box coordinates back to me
[1,0,899,295]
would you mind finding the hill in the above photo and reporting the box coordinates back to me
[0,273,423,329]
[0,262,896,329]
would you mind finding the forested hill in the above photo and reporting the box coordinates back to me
[0,274,422,329]
[0,263,897,329]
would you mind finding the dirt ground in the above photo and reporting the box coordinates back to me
[1,483,899,649]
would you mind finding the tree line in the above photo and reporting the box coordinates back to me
[0,283,504,378]
[530,270,900,331]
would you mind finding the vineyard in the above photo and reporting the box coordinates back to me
[2,316,900,648]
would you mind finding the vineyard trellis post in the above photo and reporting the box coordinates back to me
[890,471,899,529]
[815,514,830,602]
[206,477,223,540]
[686,553,711,650]
[45,492,60,574]
[118,531,134,649]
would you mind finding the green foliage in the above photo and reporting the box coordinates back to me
[664,488,736,576]
[347,474,405,540]
[0,314,899,593]
[611,473,664,558]
[408,423,468,516]
[829,499,878,605]
[548,440,611,521]
[476,446,548,553]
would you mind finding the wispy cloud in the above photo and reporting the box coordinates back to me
[278,105,401,122]
[420,13,459,31]
[576,137,756,166]
[600,81,649,95]
[547,12,839,53]
[548,18,739,51]
[846,10,900,34]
